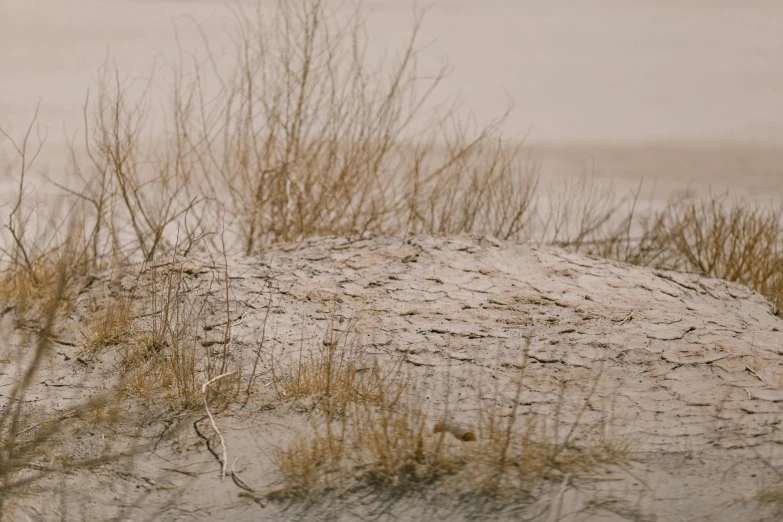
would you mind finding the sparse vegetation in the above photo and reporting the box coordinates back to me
[0,258,123,516]
[80,283,134,352]
[114,257,242,409]
[546,188,783,313]
[2,0,783,519]
[268,335,628,510]
[271,316,404,416]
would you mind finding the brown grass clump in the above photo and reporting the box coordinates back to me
[270,368,462,498]
[755,483,783,517]
[269,338,628,508]
[272,317,404,417]
[118,260,241,409]
[468,395,628,501]
[737,447,783,518]
[268,319,457,495]
[80,288,134,352]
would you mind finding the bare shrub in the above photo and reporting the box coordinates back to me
[3,0,542,286]
[660,196,783,308]
[0,112,92,316]
[156,0,539,252]
[579,192,783,313]
[403,131,539,240]
[537,173,627,249]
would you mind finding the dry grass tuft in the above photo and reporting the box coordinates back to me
[271,380,462,498]
[756,483,783,516]
[272,318,404,417]
[269,338,629,507]
[80,288,134,352]
[118,261,241,409]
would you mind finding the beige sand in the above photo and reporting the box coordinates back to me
[4,235,783,520]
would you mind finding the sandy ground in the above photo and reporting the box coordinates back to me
[4,236,783,520]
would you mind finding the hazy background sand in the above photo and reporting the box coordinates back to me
[2,0,783,202]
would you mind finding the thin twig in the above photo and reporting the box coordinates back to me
[202,371,236,481]
[616,310,635,326]
[745,364,765,384]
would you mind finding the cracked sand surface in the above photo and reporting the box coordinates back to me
[5,236,783,521]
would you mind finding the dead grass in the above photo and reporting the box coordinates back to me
[80,285,134,352]
[269,337,629,509]
[118,259,241,409]
[735,444,783,519]
[272,316,404,417]
[755,483,783,518]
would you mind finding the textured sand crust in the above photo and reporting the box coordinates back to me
[5,236,783,520]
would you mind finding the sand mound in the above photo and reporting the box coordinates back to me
[5,236,783,521]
